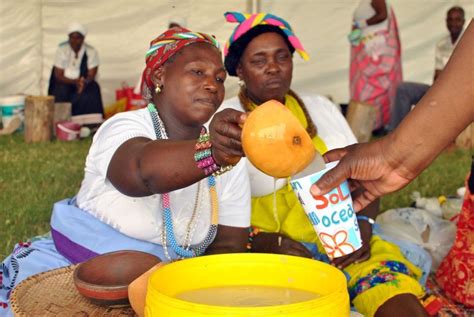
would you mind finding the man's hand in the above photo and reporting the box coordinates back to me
[310,139,413,211]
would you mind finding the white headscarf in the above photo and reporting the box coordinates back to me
[67,22,87,37]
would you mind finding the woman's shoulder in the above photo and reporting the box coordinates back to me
[92,108,154,143]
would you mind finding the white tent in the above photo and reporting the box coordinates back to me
[0,0,472,106]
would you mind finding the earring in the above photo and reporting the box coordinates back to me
[155,85,162,95]
[238,79,245,87]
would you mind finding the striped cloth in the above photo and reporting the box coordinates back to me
[141,27,220,100]
[223,12,309,61]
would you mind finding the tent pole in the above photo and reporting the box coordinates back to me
[246,0,253,13]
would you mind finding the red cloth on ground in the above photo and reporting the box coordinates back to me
[436,173,474,308]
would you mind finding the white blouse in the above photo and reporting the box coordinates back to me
[76,108,251,246]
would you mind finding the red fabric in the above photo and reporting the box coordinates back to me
[141,27,219,97]
[349,8,403,129]
[115,85,145,111]
[436,174,474,308]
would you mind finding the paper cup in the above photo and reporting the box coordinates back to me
[290,161,362,259]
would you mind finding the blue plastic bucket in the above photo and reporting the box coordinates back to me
[0,95,25,132]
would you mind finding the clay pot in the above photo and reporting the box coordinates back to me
[73,250,161,307]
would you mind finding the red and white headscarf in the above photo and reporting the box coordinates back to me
[141,27,220,100]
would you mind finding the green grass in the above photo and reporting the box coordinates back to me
[0,133,470,258]
[380,147,470,210]
[0,134,91,258]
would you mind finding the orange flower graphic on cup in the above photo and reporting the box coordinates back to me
[319,230,355,259]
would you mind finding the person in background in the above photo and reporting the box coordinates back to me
[349,0,402,135]
[312,21,473,210]
[388,6,465,132]
[48,22,104,116]
[222,11,428,317]
[312,21,473,308]
[1,27,250,316]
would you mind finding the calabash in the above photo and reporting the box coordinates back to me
[242,100,316,178]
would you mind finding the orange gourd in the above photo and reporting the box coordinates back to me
[241,100,316,178]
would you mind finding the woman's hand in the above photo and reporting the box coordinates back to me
[77,77,85,94]
[209,108,247,166]
[310,138,413,211]
[252,232,313,258]
[331,220,372,269]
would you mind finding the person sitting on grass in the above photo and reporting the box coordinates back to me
[221,11,429,317]
[0,27,250,316]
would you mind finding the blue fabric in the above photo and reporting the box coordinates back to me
[1,236,70,317]
[373,224,432,286]
[50,198,173,262]
[1,198,175,316]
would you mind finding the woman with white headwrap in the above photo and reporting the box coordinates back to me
[48,22,104,116]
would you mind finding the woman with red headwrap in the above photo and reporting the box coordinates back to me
[0,27,250,315]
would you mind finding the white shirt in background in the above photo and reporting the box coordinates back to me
[53,42,99,80]
[435,33,462,71]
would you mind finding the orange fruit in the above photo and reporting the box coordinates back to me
[241,100,316,178]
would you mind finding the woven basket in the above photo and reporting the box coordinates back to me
[10,265,136,316]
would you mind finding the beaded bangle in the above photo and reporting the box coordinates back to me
[246,226,261,252]
[194,127,234,177]
[194,127,219,176]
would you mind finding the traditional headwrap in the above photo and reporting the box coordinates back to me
[141,27,220,100]
[67,22,87,37]
[223,12,309,76]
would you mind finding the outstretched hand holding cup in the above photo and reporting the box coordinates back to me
[310,138,413,212]
[291,161,362,259]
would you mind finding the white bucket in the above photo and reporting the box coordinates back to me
[0,95,26,132]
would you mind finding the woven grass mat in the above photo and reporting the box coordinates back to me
[10,265,136,316]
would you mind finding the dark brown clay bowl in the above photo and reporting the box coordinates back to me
[73,250,161,307]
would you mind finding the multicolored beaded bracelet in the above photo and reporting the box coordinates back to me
[194,127,234,177]
[246,226,261,251]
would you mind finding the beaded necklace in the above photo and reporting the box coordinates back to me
[147,103,218,259]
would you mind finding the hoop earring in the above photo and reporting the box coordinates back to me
[155,85,162,95]
[238,79,245,87]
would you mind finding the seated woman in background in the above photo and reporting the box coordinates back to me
[221,12,428,317]
[1,27,250,316]
[48,22,104,116]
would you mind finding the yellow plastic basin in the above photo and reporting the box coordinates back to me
[145,253,349,316]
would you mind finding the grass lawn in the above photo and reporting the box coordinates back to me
[0,133,470,258]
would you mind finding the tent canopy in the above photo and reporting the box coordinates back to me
[0,0,472,106]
